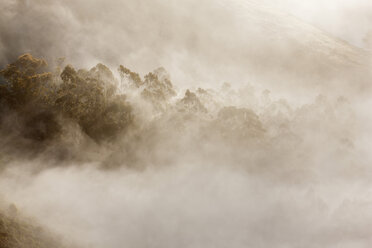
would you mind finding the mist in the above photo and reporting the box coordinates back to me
[0,0,372,248]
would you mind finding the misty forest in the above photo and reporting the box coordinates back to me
[0,0,372,248]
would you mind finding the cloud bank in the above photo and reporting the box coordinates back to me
[0,1,371,248]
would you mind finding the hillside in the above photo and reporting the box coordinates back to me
[0,205,71,248]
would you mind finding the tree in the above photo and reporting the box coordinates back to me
[0,53,54,108]
[56,64,133,141]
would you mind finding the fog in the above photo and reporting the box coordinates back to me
[0,0,371,248]
[1,0,371,95]
[264,0,372,49]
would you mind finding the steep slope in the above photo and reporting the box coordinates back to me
[205,0,371,94]
[0,205,71,248]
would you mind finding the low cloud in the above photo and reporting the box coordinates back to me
[0,1,371,248]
